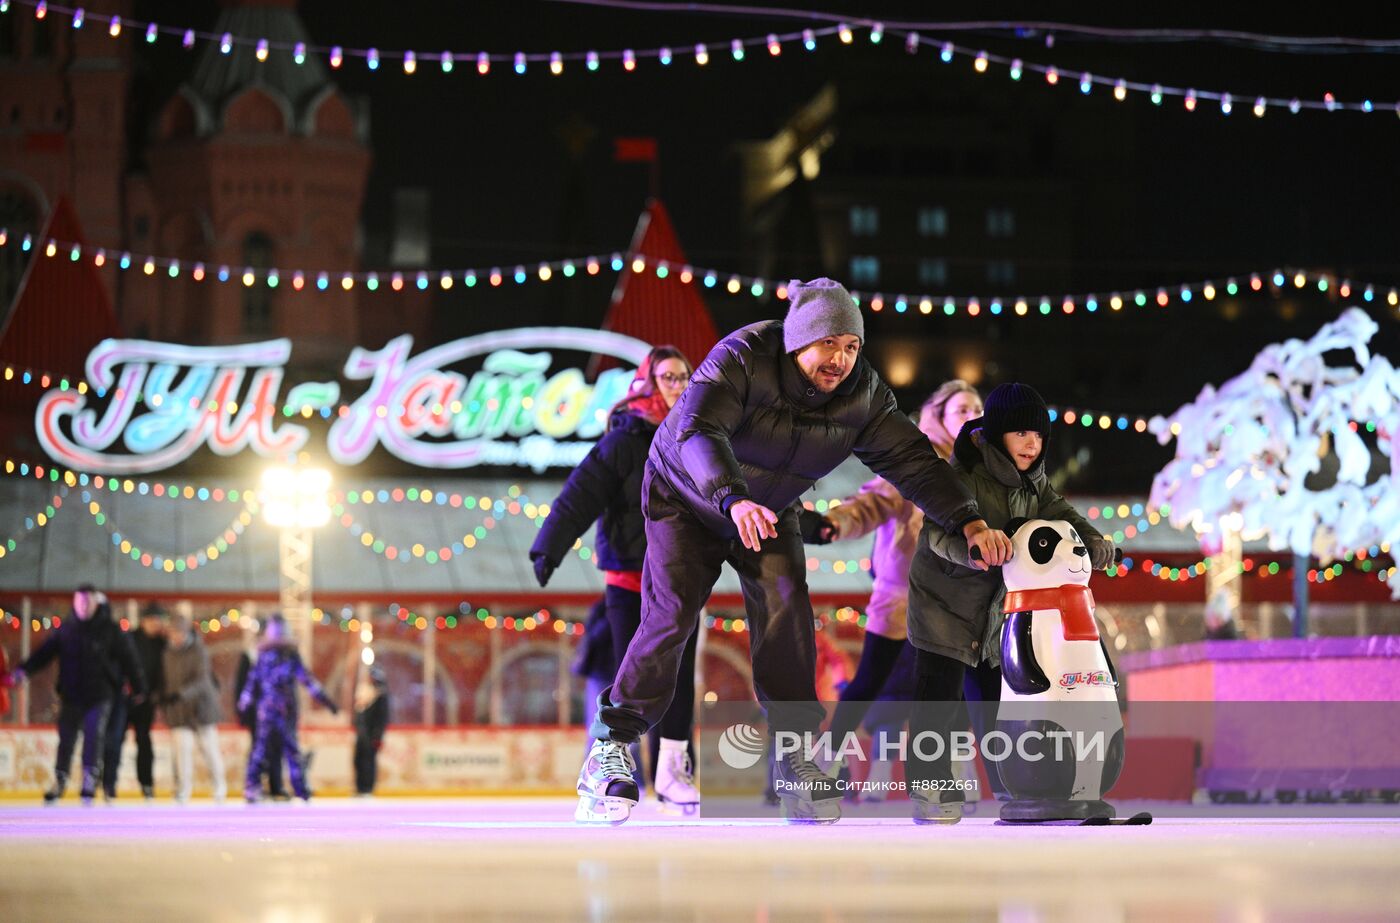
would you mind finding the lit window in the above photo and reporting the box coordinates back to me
[850,255,880,285]
[986,261,1016,286]
[917,207,948,237]
[986,208,1016,238]
[849,206,879,236]
[917,259,948,287]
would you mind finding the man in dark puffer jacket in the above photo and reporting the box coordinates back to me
[576,278,1013,825]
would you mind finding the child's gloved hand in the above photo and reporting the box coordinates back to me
[1090,537,1117,570]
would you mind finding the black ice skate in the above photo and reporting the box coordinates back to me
[775,752,842,825]
[42,771,67,805]
[576,739,640,825]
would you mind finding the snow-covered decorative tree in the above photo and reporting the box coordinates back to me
[1149,308,1400,601]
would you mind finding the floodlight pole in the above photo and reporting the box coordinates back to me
[278,524,316,664]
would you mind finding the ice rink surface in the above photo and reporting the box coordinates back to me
[3,797,1399,921]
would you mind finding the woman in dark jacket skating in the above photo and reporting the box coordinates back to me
[529,345,701,813]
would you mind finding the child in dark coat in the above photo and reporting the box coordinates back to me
[353,667,390,795]
[904,383,1112,824]
[235,614,338,803]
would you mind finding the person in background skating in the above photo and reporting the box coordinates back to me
[96,597,145,802]
[904,383,1114,824]
[236,614,338,803]
[9,585,147,804]
[577,279,1010,825]
[236,617,289,800]
[531,345,705,815]
[113,602,168,800]
[353,666,390,796]
[811,380,986,756]
[162,615,228,803]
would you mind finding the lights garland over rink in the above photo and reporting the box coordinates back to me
[6,231,1399,322]
[5,0,1399,118]
[1,459,1392,588]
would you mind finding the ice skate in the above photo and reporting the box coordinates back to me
[575,739,640,825]
[79,770,97,806]
[654,739,701,817]
[911,789,964,825]
[42,772,67,805]
[775,752,842,825]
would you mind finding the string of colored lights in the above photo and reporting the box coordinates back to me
[0,489,66,560]
[77,488,258,573]
[331,489,553,564]
[7,0,1397,117]
[3,458,256,504]
[8,230,1398,319]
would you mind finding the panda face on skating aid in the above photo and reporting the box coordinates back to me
[1002,519,1092,592]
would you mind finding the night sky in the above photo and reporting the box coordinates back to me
[126,2,1400,489]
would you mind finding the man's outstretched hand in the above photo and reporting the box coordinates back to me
[730,500,779,552]
[963,520,1013,570]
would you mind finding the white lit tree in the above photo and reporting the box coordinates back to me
[1149,308,1400,601]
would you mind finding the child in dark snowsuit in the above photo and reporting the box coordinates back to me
[235,614,338,802]
[353,667,390,795]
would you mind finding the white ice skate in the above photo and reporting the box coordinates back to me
[575,739,641,825]
[654,738,701,817]
[775,752,842,825]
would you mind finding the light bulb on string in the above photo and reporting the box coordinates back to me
[477,52,490,75]
[220,32,233,54]
[623,49,636,70]
[367,48,380,70]
[1220,93,1232,115]
[440,51,453,72]
[905,32,919,54]
[1114,79,1127,101]
[869,22,883,44]
[145,23,157,43]
[551,52,564,75]
[1289,98,1301,114]
[108,15,120,37]
[695,43,709,66]
[514,52,526,74]
[731,38,744,61]
[659,46,672,65]
[767,35,780,56]
[1079,72,1092,94]
[940,41,954,62]
[182,29,195,49]
[403,51,416,74]
[294,42,306,64]
[1046,67,1059,86]
[1010,59,1022,80]
[839,23,853,44]
[330,46,343,68]
[1185,90,1197,111]
[72,8,84,29]
[1254,97,1266,117]
[803,29,816,51]
[256,39,269,62]
[974,52,988,73]
[1150,84,1163,105]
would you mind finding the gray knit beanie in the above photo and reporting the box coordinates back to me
[782,278,865,353]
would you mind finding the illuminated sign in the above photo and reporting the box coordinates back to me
[35,328,651,474]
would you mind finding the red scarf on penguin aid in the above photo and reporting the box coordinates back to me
[1002,586,1099,641]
